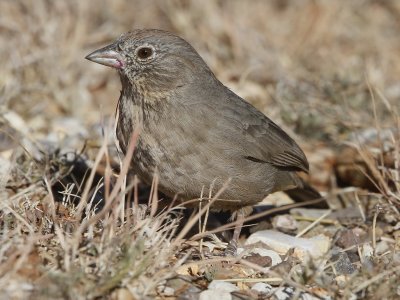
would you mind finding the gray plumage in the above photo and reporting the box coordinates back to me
[86,29,309,211]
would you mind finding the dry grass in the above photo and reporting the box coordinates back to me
[1,0,400,299]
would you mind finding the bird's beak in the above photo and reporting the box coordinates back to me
[85,44,125,69]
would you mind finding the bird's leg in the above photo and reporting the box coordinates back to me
[224,208,245,256]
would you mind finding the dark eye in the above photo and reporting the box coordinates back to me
[136,46,154,60]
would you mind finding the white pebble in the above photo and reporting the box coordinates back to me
[208,280,238,292]
[251,282,273,293]
[199,290,232,300]
[246,230,330,259]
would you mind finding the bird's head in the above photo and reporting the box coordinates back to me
[86,29,214,93]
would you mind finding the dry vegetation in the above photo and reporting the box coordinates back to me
[1,0,400,299]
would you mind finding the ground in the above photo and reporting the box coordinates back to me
[1,1,400,299]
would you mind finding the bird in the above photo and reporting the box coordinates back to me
[86,29,325,253]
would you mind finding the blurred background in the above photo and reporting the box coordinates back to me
[2,0,400,191]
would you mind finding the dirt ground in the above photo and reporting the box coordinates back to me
[1,1,400,299]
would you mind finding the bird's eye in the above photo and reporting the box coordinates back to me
[136,46,154,60]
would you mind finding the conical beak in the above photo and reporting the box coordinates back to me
[85,44,125,69]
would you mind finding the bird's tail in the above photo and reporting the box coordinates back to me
[285,179,329,209]
[272,171,328,208]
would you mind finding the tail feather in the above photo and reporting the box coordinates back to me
[272,171,328,209]
[285,180,329,209]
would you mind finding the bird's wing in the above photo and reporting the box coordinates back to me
[212,88,309,173]
[244,118,309,172]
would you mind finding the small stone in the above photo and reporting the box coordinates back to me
[274,287,292,300]
[244,253,272,267]
[244,248,282,267]
[336,228,366,249]
[375,240,389,255]
[251,282,273,294]
[199,290,232,300]
[291,208,331,219]
[162,287,175,297]
[246,230,330,259]
[208,280,239,292]
[330,207,364,222]
[274,286,304,300]
[272,214,298,233]
[332,252,356,274]
[361,243,374,260]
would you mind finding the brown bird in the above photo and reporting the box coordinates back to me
[86,29,323,252]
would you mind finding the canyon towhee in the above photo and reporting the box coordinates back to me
[86,29,324,249]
